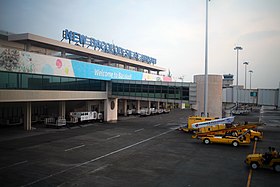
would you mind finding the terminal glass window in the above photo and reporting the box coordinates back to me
[8,72,18,89]
[0,72,8,88]
[0,71,106,92]
[77,79,89,90]
[117,83,123,93]
[129,84,136,97]
[148,85,155,97]
[123,84,130,96]
[135,84,142,97]
[30,75,43,89]
[21,74,32,89]
[111,80,190,101]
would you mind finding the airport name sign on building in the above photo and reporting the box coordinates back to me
[62,29,157,65]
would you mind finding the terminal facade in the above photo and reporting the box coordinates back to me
[0,30,196,130]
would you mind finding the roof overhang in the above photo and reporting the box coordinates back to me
[8,33,165,72]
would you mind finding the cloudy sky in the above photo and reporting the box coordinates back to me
[0,0,279,88]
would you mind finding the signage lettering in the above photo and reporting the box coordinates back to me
[62,29,156,65]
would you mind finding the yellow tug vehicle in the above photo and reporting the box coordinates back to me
[245,148,280,172]
[200,130,251,147]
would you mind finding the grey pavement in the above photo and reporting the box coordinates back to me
[0,108,279,187]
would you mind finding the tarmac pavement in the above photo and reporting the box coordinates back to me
[0,108,279,187]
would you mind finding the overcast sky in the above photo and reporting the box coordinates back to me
[0,0,279,89]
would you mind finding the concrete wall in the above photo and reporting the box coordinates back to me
[104,98,118,122]
[194,74,222,118]
[223,87,257,104]
[258,89,279,106]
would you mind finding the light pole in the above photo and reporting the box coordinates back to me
[178,76,184,109]
[243,61,249,89]
[234,46,243,107]
[203,0,210,117]
[249,70,253,89]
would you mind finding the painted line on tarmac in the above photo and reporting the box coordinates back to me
[134,128,144,132]
[246,140,257,187]
[154,124,161,127]
[22,129,174,187]
[0,160,28,170]
[89,164,110,174]
[106,135,121,140]
[64,144,85,152]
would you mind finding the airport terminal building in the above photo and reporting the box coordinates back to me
[0,30,196,130]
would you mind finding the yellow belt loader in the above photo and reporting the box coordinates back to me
[192,123,263,140]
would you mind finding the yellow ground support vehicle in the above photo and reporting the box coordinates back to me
[192,123,262,140]
[245,152,280,172]
[236,129,263,141]
[200,131,251,147]
[180,116,218,132]
[197,124,226,133]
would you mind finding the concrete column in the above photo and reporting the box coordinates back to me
[24,102,32,131]
[104,98,118,122]
[123,99,128,116]
[148,100,151,108]
[59,101,66,118]
[194,75,223,118]
[136,100,140,114]
[157,101,160,109]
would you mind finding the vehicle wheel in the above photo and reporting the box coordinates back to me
[203,138,210,145]
[232,141,239,147]
[251,162,259,170]
[273,164,280,172]
[253,136,259,141]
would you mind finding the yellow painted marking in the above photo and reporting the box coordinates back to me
[246,140,257,187]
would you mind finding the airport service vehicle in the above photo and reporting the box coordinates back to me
[157,109,164,114]
[163,108,170,114]
[139,108,151,116]
[236,129,263,141]
[139,108,168,116]
[150,108,157,115]
[180,116,234,133]
[45,116,66,128]
[245,152,280,172]
[127,109,133,115]
[200,131,251,147]
[180,116,218,132]
[193,122,262,139]
[70,111,98,122]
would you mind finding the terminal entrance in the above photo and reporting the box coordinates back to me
[0,100,106,130]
